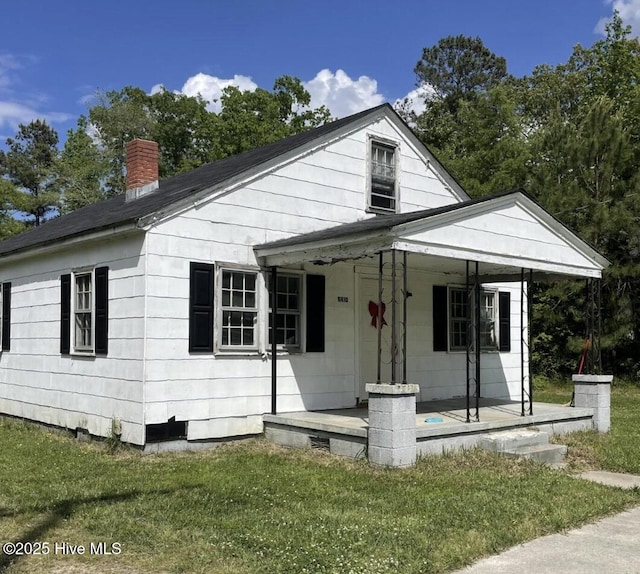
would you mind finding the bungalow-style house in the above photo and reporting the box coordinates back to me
[0,104,608,450]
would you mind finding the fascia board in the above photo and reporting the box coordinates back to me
[255,234,393,267]
[392,240,602,279]
[254,229,392,257]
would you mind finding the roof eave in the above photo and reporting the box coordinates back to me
[0,221,142,266]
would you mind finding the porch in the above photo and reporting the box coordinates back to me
[263,398,594,459]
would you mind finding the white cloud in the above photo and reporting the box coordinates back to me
[394,84,435,117]
[164,68,387,119]
[149,83,165,96]
[179,73,258,112]
[596,0,640,35]
[0,53,23,93]
[0,101,72,132]
[0,53,71,134]
[302,69,385,118]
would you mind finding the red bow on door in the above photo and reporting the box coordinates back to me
[368,300,387,328]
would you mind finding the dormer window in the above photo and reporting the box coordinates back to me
[369,140,398,213]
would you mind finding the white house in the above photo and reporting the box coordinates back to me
[0,104,608,447]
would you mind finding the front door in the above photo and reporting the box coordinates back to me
[358,277,393,401]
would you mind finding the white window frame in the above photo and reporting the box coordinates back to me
[367,135,400,214]
[216,265,259,352]
[448,286,499,352]
[72,269,95,354]
[268,271,303,351]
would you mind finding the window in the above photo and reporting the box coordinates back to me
[189,263,325,355]
[75,272,93,351]
[479,291,497,348]
[450,288,467,349]
[449,287,497,351]
[220,269,258,348]
[369,141,397,213]
[268,274,301,348]
[60,267,108,355]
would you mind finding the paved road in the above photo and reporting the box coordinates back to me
[455,473,640,574]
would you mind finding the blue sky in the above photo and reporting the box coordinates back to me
[0,0,637,143]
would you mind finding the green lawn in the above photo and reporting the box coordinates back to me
[536,378,640,474]
[1,411,639,574]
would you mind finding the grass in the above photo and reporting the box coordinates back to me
[535,377,640,474]
[0,417,639,574]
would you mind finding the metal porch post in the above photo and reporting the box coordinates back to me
[271,266,278,415]
[520,269,525,416]
[588,278,603,375]
[520,269,534,417]
[377,251,383,384]
[391,249,397,384]
[402,251,408,385]
[474,262,480,421]
[528,269,533,415]
[597,278,602,374]
[465,261,471,423]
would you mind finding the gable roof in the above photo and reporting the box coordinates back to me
[255,189,610,278]
[257,189,516,251]
[0,103,467,259]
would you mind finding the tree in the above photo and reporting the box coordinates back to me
[87,87,154,195]
[85,77,331,196]
[58,117,109,213]
[414,35,508,114]
[427,83,530,197]
[0,180,26,239]
[147,88,219,176]
[0,120,60,226]
[528,95,639,375]
[216,76,331,157]
[408,36,520,197]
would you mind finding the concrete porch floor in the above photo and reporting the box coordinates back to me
[263,398,595,458]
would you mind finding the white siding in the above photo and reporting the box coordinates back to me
[0,234,147,444]
[141,118,464,438]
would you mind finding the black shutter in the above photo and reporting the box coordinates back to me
[60,274,71,355]
[1,282,10,351]
[306,274,325,352]
[433,285,448,351]
[189,262,214,352]
[95,267,109,355]
[499,291,511,352]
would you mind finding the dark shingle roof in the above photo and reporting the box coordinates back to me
[256,189,521,251]
[0,103,392,258]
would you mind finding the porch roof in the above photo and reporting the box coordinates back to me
[254,190,610,280]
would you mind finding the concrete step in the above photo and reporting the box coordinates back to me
[479,429,550,453]
[504,443,568,465]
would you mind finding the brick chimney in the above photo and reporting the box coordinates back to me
[125,139,159,201]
